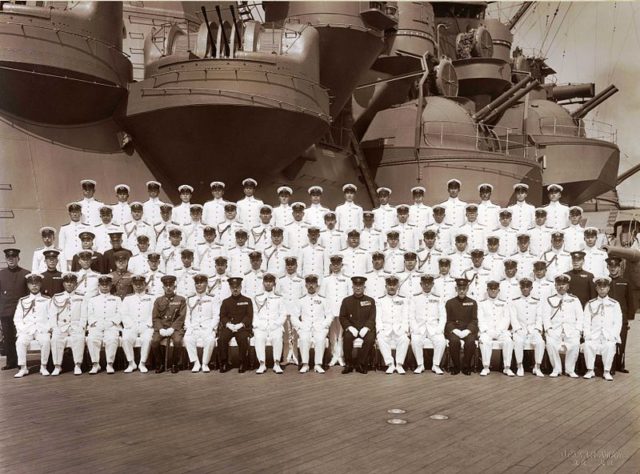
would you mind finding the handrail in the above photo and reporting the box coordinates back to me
[537,117,617,143]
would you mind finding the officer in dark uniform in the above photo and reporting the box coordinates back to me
[41,249,64,298]
[109,250,134,299]
[70,231,104,273]
[218,277,253,373]
[607,256,634,372]
[445,278,479,375]
[565,251,596,307]
[103,231,133,273]
[151,275,187,373]
[0,248,29,370]
[339,275,376,374]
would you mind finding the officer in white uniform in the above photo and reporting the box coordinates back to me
[508,183,535,232]
[372,187,397,233]
[202,181,227,226]
[583,276,623,381]
[383,230,406,274]
[154,204,177,252]
[284,202,309,253]
[249,205,274,253]
[512,278,546,377]
[143,181,165,226]
[305,186,330,230]
[59,203,90,269]
[299,227,328,280]
[390,204,418,251]
[320,255,351,366]
[477,183,500,230]
[272,186,293,229]
[207,257,231,304]
[543,184,570,230]
[426,205,454,254]
[462,249,492,301]
[448,234,472,278]
[253,273,287,374]
[196,226,226,277]
[341,229,369,277]
[397,252,424,298]
[237,178,264,229]
[416,229,443,276]
[360,211,383,253]
[173,185,194,226]
[582,227,608,277]
[528,208,553,257]
[128,235,152,275]
[376,275,411,374]
[478,280,518,376]
[184,274,219,373]
[499,259,521,302]
[32,227,65,273]
[13,274,51,378]
[242,251,265,299]
[111,184,133,226]
[484,235,506,281]
[541,231,572,280]
[319,212,346,257]
[439,179,467,228]
[409,274,446,374]
[161,228,186,276]
[493,209,518,257]
[293,274,332,373]
[124,202,156,251]
[78,179,104,227]
[458,204,487,252]
[279,256,305,365]
[532,260,555,301]
[433,257,457,301]
[563,206,586,252]
[262,227,292,277]
[183,204,206,249]
[365,251,391,299]
[335,184,363,231]
[216,203,244,251]
[227,229,254,277]
[408,186,433,230]
[175,249,199,298]
[541,274,583,377]
[49,273,85,376]
[145,253,166,298]
[120,275,154,373]
[74,250,100,301]
[86,275,121,374]
[511,234,537,279]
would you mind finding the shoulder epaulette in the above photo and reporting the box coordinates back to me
[587,297,598,304]
[512,296,521,300]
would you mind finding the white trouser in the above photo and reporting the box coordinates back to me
[298,330,328,365]
[377,333,410,366]
[546,334,580,373]
[584,338,616,371]
[87,329,119,363]
[184,328,216,365]
[411,333,446,367]
[121,326,153,363]
[328,317,343,359]
[513,330,545,365]
[254,328,283,363]
[16,331,50,366]
[479,331,513,367]
[51,330,84,365]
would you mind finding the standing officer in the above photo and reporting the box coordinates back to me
[103,231,133,273]
[150,275,187,373]
[605,255,634,373]
[444,278,479,375]
[78,179,104,226]
[40,250,64,298]
[218,277,253,373]
[110,251,134,299]
[237,178,264,229]
[0,249,29,370]
[565,251,596,307]
[339,275,376,374]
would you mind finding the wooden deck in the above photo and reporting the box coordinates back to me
[1,322,638,473]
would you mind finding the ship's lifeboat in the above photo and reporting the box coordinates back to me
[0,2,131,124]
[122,19,330,202]
[360,96,542,204]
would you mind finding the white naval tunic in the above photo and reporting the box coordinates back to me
[78,197,104,227]
[49,291,86,365]
[543,201,570,230]
[237,196,264,229]
[376,294,410,366]
[410,291,447,368]
[120,292,154,363]
[14,293,51,366]
[508,201,535,232]
[336,201,364,232]
[202,198,227,226]
[86,292,121,364]
[439,197,467,228]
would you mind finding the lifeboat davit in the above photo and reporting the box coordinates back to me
[0,2,131,124]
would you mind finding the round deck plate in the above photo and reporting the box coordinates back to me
[387,408,406,414]
[387,418,408,425]
[430,414,449,420]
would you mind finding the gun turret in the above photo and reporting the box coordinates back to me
[481,79,540,124]
[571,84,618,120]
[472,76,533,122]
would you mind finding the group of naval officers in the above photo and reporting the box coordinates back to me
[0,177,633,380]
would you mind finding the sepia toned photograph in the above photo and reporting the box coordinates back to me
[0,0,638,472]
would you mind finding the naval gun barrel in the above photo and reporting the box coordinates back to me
[482,79,540,123]
[215,5,230,57]
[201,7,216,58]
[617,163,640,186]
[472,76,533,122]
[605,246,640,264]
[571,84,618,120]
[550,83,595,101]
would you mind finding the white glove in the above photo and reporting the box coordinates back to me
[359,327,369,338]
[226,323,235,331]
[159,328,167,337]
[348,326,358,338]
[459,329,471,338]
[166,327,175,336]
[452,329,463,338]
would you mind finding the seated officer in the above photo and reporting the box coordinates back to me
[477,280,518,377]
[339,276,376,374]
[86,275,121,374]
[120,275,154,373]
[583,276,623,381]
[218,277,252,372]
[444,278,479,375]
[184,274,219,373]
[410,274,446,375]
[13,273,51,378]
[150,275,187,374]
[541,274,583,378]
[512,278,545,377]
[253,273,286,374]
[49,273,85,376]
[376,275,411,374]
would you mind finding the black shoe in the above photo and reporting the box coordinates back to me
[238,364,246,374]
[342,366,353,374]
[219,363,230,373]
[356,364,368,374]
[462,368,471,376]
[171,365,179,374]
[618,368,629,373]
[210,362,219,371]
[450,368,460,375]
[1,365,18,371]
[155,365,165,374]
